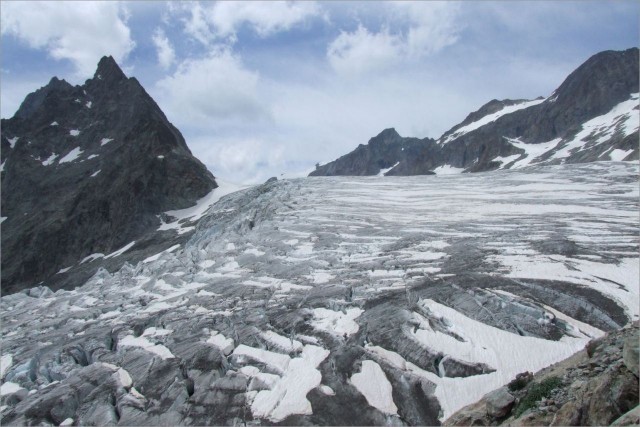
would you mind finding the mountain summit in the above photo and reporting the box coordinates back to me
[1,56,217,294]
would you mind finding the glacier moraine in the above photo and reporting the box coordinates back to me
[1,162,638,425]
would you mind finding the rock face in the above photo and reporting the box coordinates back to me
[310,48,639,177]
[1,56,217,294]
[444,322,639,426]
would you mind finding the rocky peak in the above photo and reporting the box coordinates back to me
[530,47,639,141]
[552,48,639,108]
[13,77,74,120]
[1,56,217,295]
[47,76,73,90]
[369,129,403,151]
[374,127,400,140]
[93,55,127,83]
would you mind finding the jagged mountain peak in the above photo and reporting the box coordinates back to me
[1,56,217,295]
[93,55,127,83]
[47,76,73,89]
[13,76,74,120]
[367,127,403,147]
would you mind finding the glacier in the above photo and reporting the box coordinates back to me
[1,161,638,425]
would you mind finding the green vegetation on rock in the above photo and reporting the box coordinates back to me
[514,376,562,418]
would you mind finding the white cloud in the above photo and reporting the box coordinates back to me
[0,78,49,119]
[326,1,461,75]
[155,49,269,127]
[178,1,321,45]
[181,2,212,46]
[399,2,461,57]
[0,1,135,77]
[207,1,321,38]
[152,29,175,69]
[193,137,287,184]
[327,26,403,75]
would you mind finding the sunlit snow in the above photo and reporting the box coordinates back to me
[58,147,83,164]
[440,98,546,144]
[609,148,634,161]
[433,164,465,175]
[377,162,399,176]
[159,180,247,234]
[351,360,398,415]
[104,241,136,259]
[41,153,59,166]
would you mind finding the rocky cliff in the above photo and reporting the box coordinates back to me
[1,56,217,295]
[310,47,639,177]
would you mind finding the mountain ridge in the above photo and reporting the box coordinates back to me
[310,47,639,177]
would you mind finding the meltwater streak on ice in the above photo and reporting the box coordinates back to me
[0,162,638,425]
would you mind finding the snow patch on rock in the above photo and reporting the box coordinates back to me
[312,307,363,336]
[59,147,83,164]
[351,360,398,415]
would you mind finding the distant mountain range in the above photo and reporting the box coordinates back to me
[310,48,639,177]
[1,56,217,294]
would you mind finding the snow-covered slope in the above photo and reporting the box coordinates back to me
[439,98,547,145]
[1,162,637,425]
[496,92,639,169]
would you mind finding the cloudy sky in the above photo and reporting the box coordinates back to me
[2,1,638,183]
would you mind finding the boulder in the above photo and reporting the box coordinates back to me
[611,405,640,426]
[485,387,515,419]
[622,334,639,377]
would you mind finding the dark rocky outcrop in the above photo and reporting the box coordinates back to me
[1,56,217,294]
[311,48,639,177]
[444,322,639,426]
[309,128,437,176]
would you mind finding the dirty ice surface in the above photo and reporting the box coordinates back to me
[1,162,638,425]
